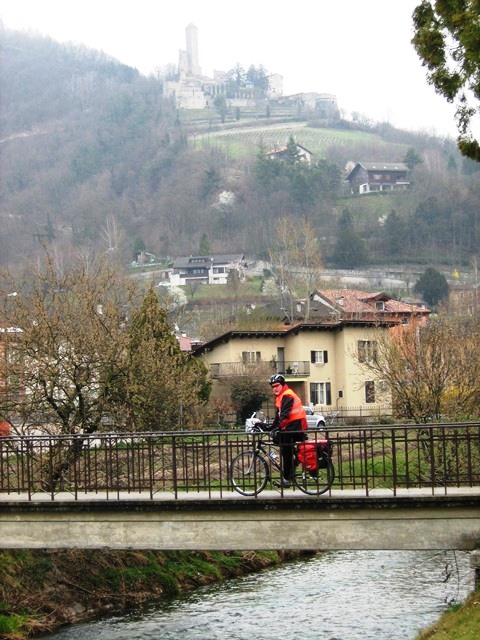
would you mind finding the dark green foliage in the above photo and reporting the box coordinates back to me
[332,230,368,268]
[338,207,354,230]
[384,210,408,256]
[412,1,480,161]
[213,95,227,123]
[333,211,367,268]
[245,64,270,95]
[284,135,303,164]
[230,378,270,423]
[403,147,423,169]
[199,232,211,256]
[253,140,341,211]
[202,168,221,201]
[414,267,449,307]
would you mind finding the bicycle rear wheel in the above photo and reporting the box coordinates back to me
[230,451,269,496]
[294,454,334,496]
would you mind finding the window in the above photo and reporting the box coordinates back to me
[358,340,377,363]
[310,382,332,406]
[213,267,225,274]
[375,301,385,310]
[365,380,375,403]
[242,351,261,364]
[311,350,328,364]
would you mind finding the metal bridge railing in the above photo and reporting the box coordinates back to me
[0,423,479,500]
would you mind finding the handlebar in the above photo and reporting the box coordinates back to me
[245,420,275,434]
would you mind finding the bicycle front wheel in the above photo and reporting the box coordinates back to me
[230,451,269,496]
[294,455,335,496]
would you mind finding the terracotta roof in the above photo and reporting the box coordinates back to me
[314,290,430,315]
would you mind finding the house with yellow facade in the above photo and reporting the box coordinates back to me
[193,319,394,417]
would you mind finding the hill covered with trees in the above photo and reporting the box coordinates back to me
[1,28,479,270]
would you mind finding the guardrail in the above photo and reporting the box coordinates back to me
[0,423,479,500]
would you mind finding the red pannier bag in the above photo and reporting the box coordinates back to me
[297,442,319,472]
[297,440,332,471]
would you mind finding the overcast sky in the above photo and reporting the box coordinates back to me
[1,0,463,138]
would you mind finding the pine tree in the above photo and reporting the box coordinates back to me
[414,267,449,308]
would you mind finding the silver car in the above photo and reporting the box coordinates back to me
[303,406,326,430]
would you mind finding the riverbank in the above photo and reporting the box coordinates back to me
[415,587,480,639]
[0,549,312,638]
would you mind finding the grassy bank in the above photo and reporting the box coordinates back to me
[0,548,311,638]
[415,588,480,639]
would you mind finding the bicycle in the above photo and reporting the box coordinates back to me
[230,422,335,497]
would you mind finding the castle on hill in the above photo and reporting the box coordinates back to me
[163,23,339,119]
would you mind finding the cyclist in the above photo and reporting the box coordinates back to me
[269,374,308,488]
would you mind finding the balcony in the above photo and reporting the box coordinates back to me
[209,361,310,379]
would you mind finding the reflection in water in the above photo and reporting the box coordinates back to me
[43,550,473,640]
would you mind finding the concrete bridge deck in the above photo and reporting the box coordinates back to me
[1,487,479,552]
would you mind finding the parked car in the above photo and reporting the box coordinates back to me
[303,406,326,430]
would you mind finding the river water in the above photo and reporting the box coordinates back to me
[42,550,473,640]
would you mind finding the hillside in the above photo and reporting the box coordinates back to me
[1,28,479,271]
[195,120,408,160]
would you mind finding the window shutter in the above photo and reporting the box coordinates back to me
[242,352,247,364]
[326,382,332,405]
[256,352,261,361]
[323,350,328,363]
[310,351,315,364]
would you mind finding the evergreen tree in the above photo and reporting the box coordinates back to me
[230,378,269,424]
[414,267,449,308]
[338,207,354,230]
[333,229,368,268]
[403,147,423,170]
[123,289,210,430]
[199,232,211,256]
[202,168,221,201]
[254,142,281,190]
[283,135,302,165]
[384,210,407,257]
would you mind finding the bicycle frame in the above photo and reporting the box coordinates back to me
[230,431,335,497]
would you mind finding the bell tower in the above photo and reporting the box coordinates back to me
[186,23,201,76]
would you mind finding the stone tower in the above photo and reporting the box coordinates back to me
[186,23,201,76]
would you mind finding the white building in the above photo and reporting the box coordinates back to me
[170,254,247,286]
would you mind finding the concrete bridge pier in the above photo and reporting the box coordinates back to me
[471,550,480,590]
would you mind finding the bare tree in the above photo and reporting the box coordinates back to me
[356,318,480,422]
[268,217,324,322]
[101,214,125,255]
[0,250,136,435]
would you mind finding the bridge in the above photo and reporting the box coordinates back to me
[1,423,479,552]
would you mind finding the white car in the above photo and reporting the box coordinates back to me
[303,406,326,430]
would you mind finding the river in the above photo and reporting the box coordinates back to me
[41,550,474,640]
